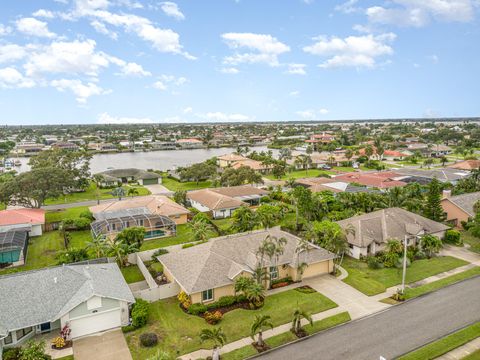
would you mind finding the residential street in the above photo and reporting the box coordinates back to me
[257,275,480,360]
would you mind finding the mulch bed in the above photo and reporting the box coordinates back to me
[252,342,271,353]
[51,340,72,350]
[291,328,308,338]
[180,300,257,317]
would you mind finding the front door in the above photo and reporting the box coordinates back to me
[40,322,51,332]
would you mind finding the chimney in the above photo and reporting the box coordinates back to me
[442,190,451,199]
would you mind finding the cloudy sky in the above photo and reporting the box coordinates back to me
[0,0,479,125]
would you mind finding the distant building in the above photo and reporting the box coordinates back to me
[51,142,79,151]
[176,138,204,149]
[333,171,407,189]
[95,168,162,186]
[441,190,480,228]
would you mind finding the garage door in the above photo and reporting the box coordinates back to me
[302,261,329,279]
[69,309,122,339]
[142,178,158,185]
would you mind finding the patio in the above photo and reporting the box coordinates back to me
[34,331,73,359]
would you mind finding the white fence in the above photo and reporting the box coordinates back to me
[136,253,157,289]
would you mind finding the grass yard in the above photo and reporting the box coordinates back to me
[121,265,145,284]
[342,256,468,296]
[139,224,195,250]
[399,322,480,360]
[45,206,90,223]
[222,312,351,360]
[265,169,334,181]
[404,266,480,299]
[44,181,150,205]
[161,177,212,191]
[463,349,480,360]
[0,230,92,276]
[125,288,338,359]
[462,231,480,254]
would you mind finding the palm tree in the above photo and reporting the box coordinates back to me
[107,239,138,267]
[231,205,258,232]
[440,156,448,167]
[294,155,312,175]
[345,149,353,162]
[285,178,296,189]
[127,187,139,198]
[244,281,265,308]
[86,234,108,258]
[187,220,213,242]
[291,307,313,335]
[250,315,274,348]
[199,328,227,360]
[111,187,125,201]
[279,148,292,161]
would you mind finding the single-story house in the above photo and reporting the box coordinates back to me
[89,195,190,225]
[95,168,162,187]
[158,227,335,304]
[217,153,249,168]
[0,263,134,352]
[231,159,273,173]
[392,168,470,185]
[337,207,449,259]
[448,160,480,171]
[0,230,29,267]
[295,177,372,193]
[0,208,46,237]
[441,190,480,228]
[333,171,407,189]
[187,185,268,219]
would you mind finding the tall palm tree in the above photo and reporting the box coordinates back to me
[291,307,313,335]
[244,281,265,308]
[251,315,274,347]
[187,220,213,242]
[86,234,108,259]
[199,328,227,360]
[107,239,138,267]
[231,205,258,232]
[294,155,312,175]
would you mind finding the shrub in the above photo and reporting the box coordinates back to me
[79,210,94,221]
[177,291,191,309]
[56,248,89,265]
[73,217,91,230]
[122,325,136,333]
[204,311,223,325]
[182,243,195,249]
[414,249,427,260]
[51,337,65,349]
[188,303,208,315]
[271,277,293,286]
[394,256,411,269]
[367,256,383,269]
[3,348,21,360]
[444,229,462,245]
[294,286,316,294]
[216,295,237,308]
[19,340,51,360]
[131,299,149,329]
[139,333,158,347]
[152,248,169,260]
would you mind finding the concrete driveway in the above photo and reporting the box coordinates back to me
[303,274,389,319]
[144,184,173,195]
[73,329,132,360]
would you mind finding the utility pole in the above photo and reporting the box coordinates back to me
[401,234,408,294]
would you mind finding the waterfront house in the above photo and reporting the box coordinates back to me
[0,263,134,352]
[337,208,448,259]
[158,227,335,304]
[217,153,249,168]
[95,168,162,186]
[176,138,204,149]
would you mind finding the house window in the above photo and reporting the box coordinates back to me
[111,223,116,231]
[270,266,278,280]
[16,327,32,341]
[125,221,130,228]
[202,289,213,302]
[3,333,12,345]
[138,219,144,226]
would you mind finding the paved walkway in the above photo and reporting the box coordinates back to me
[73,329,132,360]
[436,337,480,360]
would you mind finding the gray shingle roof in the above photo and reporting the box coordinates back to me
[444,191,480,217]
[0,263,134,336]
[337,207,449,248]
[158,227,335,294]
[97,168,160,180]
[393,168,470,183]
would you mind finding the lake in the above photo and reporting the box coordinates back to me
[11,146,278,174]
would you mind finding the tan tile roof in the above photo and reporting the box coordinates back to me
[0,209,45,226]
[212,185,268,197]
[231,159,272,171]
[448,160,480,171]
[217,153,248,162]
[89,195,190,217]
[187,189,245,210]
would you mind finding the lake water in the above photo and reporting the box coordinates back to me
[11,146,278,174]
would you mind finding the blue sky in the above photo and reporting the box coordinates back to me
[0,0,479,125]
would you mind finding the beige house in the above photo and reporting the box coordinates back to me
[441,190,480,227]
[89,195,190,225]
[217,153,249,168]
[158,227,335,304]
[337,208,449,259]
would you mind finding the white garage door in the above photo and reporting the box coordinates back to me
[69,308,122,339]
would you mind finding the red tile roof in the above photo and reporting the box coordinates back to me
[0,208,46,226]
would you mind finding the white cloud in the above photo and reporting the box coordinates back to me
[16,17,56,38]
[366,0,476,27]
[429,54,439,63]
[303,33,396,68]
[98,112,154,124]
[152,80,167,90]
[0,67,35,88]
[90,20,118,39]
[296,108,329,119]
[118,62,151,76]
[221,32,290,67]
[0,44,27,64]
[51,79,110,103]
[75,0,110,14]
[220,67,239,74]
[32,9,56,18]
[197,112,251,122]
[286,63,307,75]
[0,24,12,36]
[335,0,360,14]
[152,74,187,91]
[289,90,300,97]
[183,106,193,114]
[160,2,185,20]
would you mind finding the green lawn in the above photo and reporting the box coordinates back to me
[121,265,145,284]
[125,288,338,359]
[45,206,90,223]
[222,312,351,360]
[463,349,480,360]
[44,181,150,205]
[404,266,480,299]
[139,224,194,250]
[161,177,212,192]
[399,322,480,360]
[265,169,334,181]
[462,231,480,254]
[0,230,92,276]
[342,256,469,296]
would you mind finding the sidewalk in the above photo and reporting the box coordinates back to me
[436,337,480,360]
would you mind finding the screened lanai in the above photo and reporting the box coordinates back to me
[90,207,177,240]
[0,230,29,265]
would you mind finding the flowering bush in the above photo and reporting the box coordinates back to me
[177,291,191,309]
[204,311,223,325]
[51,337,66,349]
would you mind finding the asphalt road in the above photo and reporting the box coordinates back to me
[257,275,480,360]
